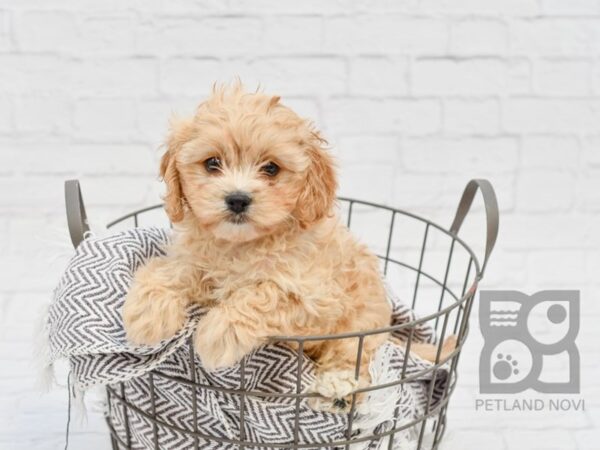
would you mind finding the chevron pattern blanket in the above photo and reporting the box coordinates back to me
[46,228,449,449]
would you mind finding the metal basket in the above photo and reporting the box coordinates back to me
[64,178,498,450]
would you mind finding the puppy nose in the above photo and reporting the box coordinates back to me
[225,192,252,214]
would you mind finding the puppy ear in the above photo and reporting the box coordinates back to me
[160,118,194,223]
[295,134,338,227]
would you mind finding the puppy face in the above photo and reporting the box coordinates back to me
[160,85,337,242]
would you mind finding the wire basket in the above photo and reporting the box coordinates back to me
[64,178,498,450]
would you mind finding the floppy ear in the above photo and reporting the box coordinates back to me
[295,135,338,227]
[160,118,194,223]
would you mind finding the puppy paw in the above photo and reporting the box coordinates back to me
[308,370,360,413]
[194,309,258,371]
[122,285,187,346]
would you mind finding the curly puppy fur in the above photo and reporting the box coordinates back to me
[123,84,449,410]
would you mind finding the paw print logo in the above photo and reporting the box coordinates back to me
[485,339,531,386]
[493,353,518,380]
[479,290,580,394]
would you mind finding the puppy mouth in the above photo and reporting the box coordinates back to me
[226,213,249,225]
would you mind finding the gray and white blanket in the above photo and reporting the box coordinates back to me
[45,228,449,449]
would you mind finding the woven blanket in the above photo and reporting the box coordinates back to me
[45,228,449,450]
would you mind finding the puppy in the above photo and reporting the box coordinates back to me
[123,84,451,411]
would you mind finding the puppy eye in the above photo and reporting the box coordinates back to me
[204,157,222,173]
[261,162,280,177]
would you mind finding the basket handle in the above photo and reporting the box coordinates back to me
[65,179,90,249]
[449,179,499,277]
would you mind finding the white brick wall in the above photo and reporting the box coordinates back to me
[0,1,598,448]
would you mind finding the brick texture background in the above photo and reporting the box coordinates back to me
[0,1,599,449]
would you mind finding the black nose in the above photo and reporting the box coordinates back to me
[225,192,252,214]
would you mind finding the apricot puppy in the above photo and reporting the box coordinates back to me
[122,84,445,411]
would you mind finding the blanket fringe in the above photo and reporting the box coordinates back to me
[351,342,440,450]
[33,302,56,392]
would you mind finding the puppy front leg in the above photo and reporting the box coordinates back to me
[194,281,284,371]
[123,256,205,346]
